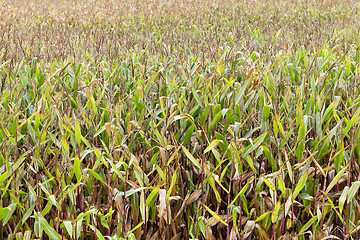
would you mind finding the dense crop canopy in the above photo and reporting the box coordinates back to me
[1,0,360,239]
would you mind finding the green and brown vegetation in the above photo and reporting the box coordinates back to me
[1,0,360,239]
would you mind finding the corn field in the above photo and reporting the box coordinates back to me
[1,0,360,239]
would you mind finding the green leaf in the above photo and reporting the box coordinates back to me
[292,170,308,201]
[339,186,349,214]
[235,83,247,105]
[209,177,221,202]
[9,150,31,175]
[125,221,144,238]
[262,176,275,191]
[278,176,286,198]
[0,171,8,185]
[204,139,221,154]
[200,105,210,126]
[156,165,166,183]
[198,219,206,239]
[9,192,25,209]
[320,101,336,125]
[242,132,267,158]
[109,159,126,182]
[295,119,306,162]
[182,145,201,169]
[75,210,93,222]
[209,111,223,131]
[215,132,229,154]
[61,134,69,155]
[325,164,349,194]
[3,203,16,225]
[75,119,81,146]
[88,169,107,186]
[347,181,360,204]
[114,187,148,199]
[263,145,276,171]
[317,137,330,160]
[34,212,62,240]
[271,201,281,223]
[166,171,177,203]
[182,124,195,145]
[75,219,82,240]
[335,139,345,173]
[343,107,360,136]
[274,115,286,138]
[228,177,254,207]
[0,208,9,222]
[40,201,53,216]
[88,224,104,239]
[325,194,344,223]
[74,155,81,182]
[244,155,257,173]
[62,221,73,238]
[298,217,315,235]
[22,204,35,224]
[146,187,159,207]
[64,177,83,196]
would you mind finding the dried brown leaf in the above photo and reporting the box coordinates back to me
[185,189,202,206]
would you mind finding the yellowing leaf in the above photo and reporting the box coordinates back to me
[74,155,81,182]
[339,186,349,214]
[182,145,201,169]
[255,211,271,222]
[272,201,281,223]
[75,119,81,146]
[278,176,286,198]
[204,139,221,154]
[203,204,228,226]
[262,176,275,191]
[325,164,349,194]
